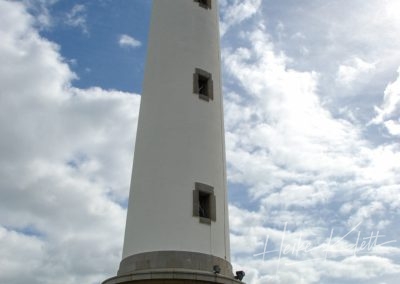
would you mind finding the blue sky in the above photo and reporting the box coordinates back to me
[1,0,400,284]
[41,0,151,93]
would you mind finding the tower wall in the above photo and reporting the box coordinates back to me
[104,1,239,283]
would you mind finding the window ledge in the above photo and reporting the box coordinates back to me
[199,217,212,225]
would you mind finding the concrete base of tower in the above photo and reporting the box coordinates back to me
[102,251,244,284]
[102,270,243,284]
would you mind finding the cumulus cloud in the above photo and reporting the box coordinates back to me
[2,1,400,284]
[219,0,262,35]
[384,120,400,136]
[65,4,88,33]
[21,0,58,28]
[336,57,376,86]
[223,26,365,191]
[221,1,400,283]
[371,67,400,136]
[118,34,142,49]
[0,1,139,283]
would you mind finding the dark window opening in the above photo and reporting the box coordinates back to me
[193,68,214,101]
[199,191,211,218]
[195,0,212,9]
[198,75,209,96]
[193,182,216,224]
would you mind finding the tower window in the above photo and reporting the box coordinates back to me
[193,68,214,101]
[194,0,212,9]
[193,182,216,224]
[198,75,208,96]
[199,191,211,218]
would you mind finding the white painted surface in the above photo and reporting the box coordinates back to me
[122,0,230,262]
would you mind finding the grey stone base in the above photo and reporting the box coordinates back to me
[102,269,243,284]
[102,251,243,284]
[118,251,234,277]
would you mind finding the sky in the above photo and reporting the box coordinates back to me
[1,0,400,283]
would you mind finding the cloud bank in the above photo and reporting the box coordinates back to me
[220,0,400,283]
[1,0,400,284]
[118,34,142,49]
[0,1,139,283]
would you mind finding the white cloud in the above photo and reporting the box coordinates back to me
[336,57,376,86]
[221,2,400,283]
[262,182,334,209]
[384,120,400,136]
[0,227,45,283]
[372,67,400,136]
[321,256,400,280]
[0,1,140,283]
[223,27,365,189]
[118,34,142,48]
[1,1,400,284]
[220,0,262,35]
[65,4,88,33]
[22,0,58,29]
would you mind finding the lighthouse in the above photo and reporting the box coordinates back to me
[103,0,241,283]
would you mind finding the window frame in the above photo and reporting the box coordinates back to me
[193,68,214,102]
[193,182,216,224]
[194,0,212,9]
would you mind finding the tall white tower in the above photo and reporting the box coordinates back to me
[104,0,241,283]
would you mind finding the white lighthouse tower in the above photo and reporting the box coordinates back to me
[103,0,242,283]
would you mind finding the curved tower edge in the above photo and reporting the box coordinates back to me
[120,251,232,276]
[103,273,242,284]
[102,250,243,284]
[104,267,242,283]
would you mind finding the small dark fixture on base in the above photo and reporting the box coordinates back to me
[213,265,221,274]
[234,271,245,281]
